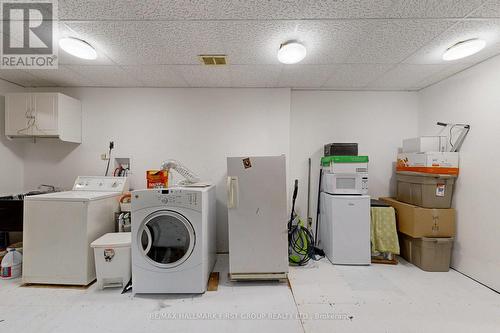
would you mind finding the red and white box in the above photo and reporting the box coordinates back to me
[397,152,459,175]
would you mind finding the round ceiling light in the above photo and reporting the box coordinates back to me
[59,37,97,60]
[277,41,307,64]
[442,39,486,61]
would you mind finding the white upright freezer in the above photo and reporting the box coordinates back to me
[319,193,371,265]
[227,155,288,280]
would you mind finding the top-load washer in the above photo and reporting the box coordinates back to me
[23,176,128,285]
[131,186,216,294]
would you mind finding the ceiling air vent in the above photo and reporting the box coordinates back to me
[199,55,227,65]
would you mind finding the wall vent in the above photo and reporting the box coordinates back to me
[199,55,227,65]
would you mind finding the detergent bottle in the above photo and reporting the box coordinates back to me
[1,248,23,279]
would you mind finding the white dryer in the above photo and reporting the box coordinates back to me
[131,186,216,294]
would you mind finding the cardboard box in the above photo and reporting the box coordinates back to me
[146,170,169,188]
[402,136,448,153]
[379,197,455,237]
[396,152,459,175]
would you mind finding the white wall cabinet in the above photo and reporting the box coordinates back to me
[5,92,82,143]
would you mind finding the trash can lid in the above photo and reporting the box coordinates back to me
[91,232,131,248]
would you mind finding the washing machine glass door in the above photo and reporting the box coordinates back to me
[139,210,195,268]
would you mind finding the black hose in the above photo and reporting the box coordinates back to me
[314,168,323,246]
[288,178,324,266]
[104,141,114,176]
[288,179,298,230]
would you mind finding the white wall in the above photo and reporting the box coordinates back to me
[290,91,419,226]
[22,83,500,290]
[0,79,25,196]
[22,88,291,252]
[419,55,500,292]
[8,62,499,289]
[21,88,420,251]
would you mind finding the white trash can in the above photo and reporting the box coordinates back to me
[91,232,131,290]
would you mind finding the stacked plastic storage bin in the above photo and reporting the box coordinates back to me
[382,136,458,272]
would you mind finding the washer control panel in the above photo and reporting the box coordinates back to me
[155,189,201,211]
[73,176,129,192]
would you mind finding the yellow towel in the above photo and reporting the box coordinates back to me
[371,207,400,255]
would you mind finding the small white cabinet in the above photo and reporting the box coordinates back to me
[5,92,82,143]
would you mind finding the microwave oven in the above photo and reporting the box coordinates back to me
[322,171,368,195]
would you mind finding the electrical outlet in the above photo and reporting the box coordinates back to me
[101,153,109,160]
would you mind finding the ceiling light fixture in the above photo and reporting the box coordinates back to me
[59,37,97,60]
[442,38,486,61]
[277,41,306,64]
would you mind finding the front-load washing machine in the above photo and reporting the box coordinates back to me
[131,186,216,294]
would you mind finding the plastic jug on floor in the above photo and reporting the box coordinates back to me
[1,248,22,279]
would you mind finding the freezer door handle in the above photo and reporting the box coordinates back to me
[227,176,239,209]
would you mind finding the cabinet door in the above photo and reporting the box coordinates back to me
[32,93,58,135]
[5,94,32,136]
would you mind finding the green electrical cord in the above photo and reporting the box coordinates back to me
[288,216,316,265]
[288,179,324,266]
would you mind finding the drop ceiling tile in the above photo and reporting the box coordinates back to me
[1,23,113,67]
[346,19,455,63]
[322,64,393,89]
[7,1,496,90]
[23,65,95,87]
[368,64,452,90]
[221,19,447,65]
[58,0,487,20]
[59,0,204,20]
[228,18,454,65]
[56,22,116,65]
[211,0,392,20]
[57,48,114,66]
[63,21,225,65]
[0,70,49,87]
[229,65,282,87]
[387,0,486,18]
[218,20,372,65]
[469,1,500,18]
[404,19,500,64]
[60,0,139,20]
[121,65,188,87]
[56,0,392,20]
[64,65,142,86]
[415,62,475,89]
[292,21,369,65]
[277,65,335,88]
[176,65,231,87]
[217,20,303,65]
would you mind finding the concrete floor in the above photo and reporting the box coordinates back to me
[289,258,500,333]
[1,254,499,332]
